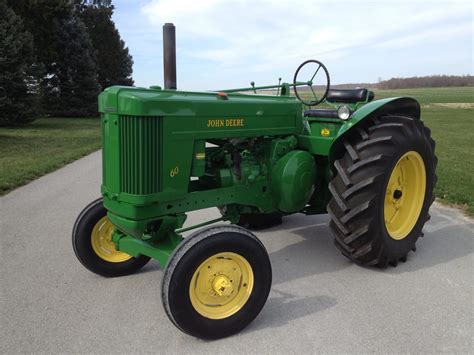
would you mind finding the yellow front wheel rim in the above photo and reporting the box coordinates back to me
[91,216,133,263]
[384,151,426,240]
[189,252,254,320]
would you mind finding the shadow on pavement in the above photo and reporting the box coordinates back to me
[266,209,473,277]
[384,208,473,274]
[247,289,337,332]
[258,213,350,286]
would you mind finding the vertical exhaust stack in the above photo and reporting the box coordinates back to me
[163,23,177,89]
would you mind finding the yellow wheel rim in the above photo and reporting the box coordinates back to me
[91,216,133,263]
[384,151,426,240]
[189,252,254,320]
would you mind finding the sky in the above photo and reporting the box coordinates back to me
[112,0,473,91]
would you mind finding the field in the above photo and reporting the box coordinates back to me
[0,118,101,195]
[373,87,473,104]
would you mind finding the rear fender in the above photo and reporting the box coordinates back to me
[328,97,420,171]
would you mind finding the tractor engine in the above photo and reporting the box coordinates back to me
[99,86,316,239]
[199,136,316,213]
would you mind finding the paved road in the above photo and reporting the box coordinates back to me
[1,151,473,353]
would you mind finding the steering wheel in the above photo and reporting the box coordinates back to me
[293,59,330,106]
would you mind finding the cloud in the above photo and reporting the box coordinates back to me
[142,0,469,62]
[129,0,473,88]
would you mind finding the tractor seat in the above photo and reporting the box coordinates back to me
[326,88,375,103]
[304,109,338,118]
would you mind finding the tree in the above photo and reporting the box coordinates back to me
[7,0,71,76]
[6,0,132,119]
[8,0,100,117]
[0,1,38,126]
[79,4,134,89]
[43,15,100,117]
[74,0,113,9]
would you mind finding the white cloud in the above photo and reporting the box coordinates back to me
[128,0,473,88]
[142,0,469,62]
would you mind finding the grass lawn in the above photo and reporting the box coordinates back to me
[421,107,474,214]
[0,117,101,195]
[373,86,474,104]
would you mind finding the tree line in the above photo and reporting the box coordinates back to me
[377,75,474,90]
[0,0,133,126]
[329,75,473,90]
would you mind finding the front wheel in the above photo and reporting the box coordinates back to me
[328,114,437,267]
[162,225,272,339]
[72,198,150,277]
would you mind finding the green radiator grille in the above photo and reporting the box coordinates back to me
[119,115,163,195]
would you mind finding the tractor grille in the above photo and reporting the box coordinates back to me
[119,115,163,195]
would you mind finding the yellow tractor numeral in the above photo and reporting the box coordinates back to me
[170,166,179,177]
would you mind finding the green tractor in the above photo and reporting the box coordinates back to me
[72,59,436,339]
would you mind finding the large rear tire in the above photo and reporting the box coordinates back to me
[328,115,437,267]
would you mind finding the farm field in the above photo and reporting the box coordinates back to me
[0,118,101,195]
[373,86,474,104]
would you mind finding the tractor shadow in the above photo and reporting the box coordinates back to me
[247,289,337,332]
[239,213,343,332]
[133,205,472,280]
[241,207,473,333]
[380,207,474,274]
[260,208,473,278]
[256,212,351,286]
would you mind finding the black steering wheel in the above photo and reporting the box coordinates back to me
[293,59,330,106]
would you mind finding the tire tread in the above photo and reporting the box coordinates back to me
[328,114,437,267]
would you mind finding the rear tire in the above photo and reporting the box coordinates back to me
[328,115,437,267]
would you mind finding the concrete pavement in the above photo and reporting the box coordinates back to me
[1,150,473,353]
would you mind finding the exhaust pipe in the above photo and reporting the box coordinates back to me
[163,23,177,89]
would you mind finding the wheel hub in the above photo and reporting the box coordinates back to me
[384,151,426,240]
[189,252,253,320]
[91,216,133,263]
[393,189,403,199]
[212,275,233,296]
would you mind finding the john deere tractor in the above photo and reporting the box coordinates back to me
[72,59,436,339]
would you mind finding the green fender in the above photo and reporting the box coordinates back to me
[328,97,420,170]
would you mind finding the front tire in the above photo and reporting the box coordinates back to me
[162,225,272,339]
[72,198,150,277]
[328,115,437,267]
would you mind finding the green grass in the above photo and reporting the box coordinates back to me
[422,107,474,214]
[0,117,101,195]
[373,87,474,104]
